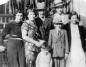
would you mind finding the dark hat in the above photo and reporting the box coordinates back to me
[35,8,46,12]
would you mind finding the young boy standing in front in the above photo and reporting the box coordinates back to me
[48,20,69,67]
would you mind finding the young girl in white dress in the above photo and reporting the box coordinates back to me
[66,12,86,67]
[36,41,52,67]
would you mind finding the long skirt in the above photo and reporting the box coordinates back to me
[25,42,38,67]
[7,38,25,67]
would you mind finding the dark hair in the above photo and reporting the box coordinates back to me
[41,41,47,49]
[13,9,23,17]
[69,11,80,20]
[25,9,35,20]
[27,9,35,15]
[40,41,51,51]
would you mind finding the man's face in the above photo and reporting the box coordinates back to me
[56,7,63,15]
[38,11,45,18]
[15,13,23,23]
[54,23,62,29]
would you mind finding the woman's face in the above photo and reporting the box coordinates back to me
[71,15,78,24]
[28,11,35,21]
[15,13,23,23]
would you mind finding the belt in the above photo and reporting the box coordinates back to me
[9,38,22,40]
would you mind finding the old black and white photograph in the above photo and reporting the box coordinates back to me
[0,0,86,67]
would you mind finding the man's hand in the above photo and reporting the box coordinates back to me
[65,53,69,60]
[0,46,6,52]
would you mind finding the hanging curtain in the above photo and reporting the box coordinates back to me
[10,0,24,13]
[25,0,37,9]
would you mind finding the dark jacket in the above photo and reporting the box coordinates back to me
[35,17,54,41]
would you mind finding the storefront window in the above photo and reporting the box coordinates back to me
[0,5,5,14]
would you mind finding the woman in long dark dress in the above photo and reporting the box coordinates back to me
[1,11,25,67]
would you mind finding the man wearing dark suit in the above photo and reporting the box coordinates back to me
[35,10,54,41]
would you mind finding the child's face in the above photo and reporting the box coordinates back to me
[71,15,78,24]
[54,23,62,29]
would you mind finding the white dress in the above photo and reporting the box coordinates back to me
[36,50,52,67]
[66,24,86,67]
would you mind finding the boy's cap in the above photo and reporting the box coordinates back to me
[35,8,46,12]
